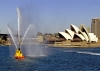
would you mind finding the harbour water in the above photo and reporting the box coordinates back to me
[0,45,100,71]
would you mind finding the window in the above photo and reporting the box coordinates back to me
[93,20,95,23]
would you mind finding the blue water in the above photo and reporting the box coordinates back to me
[0,46,100,71]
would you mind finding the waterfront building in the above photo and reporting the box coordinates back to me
[91,18,100,38]
[38,36,43,43]
[58,24,98,42]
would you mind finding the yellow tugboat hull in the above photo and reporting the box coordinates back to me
[15,55,25,59]
[14,49,25,59]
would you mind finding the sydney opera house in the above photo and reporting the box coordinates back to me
[58,24,98,43]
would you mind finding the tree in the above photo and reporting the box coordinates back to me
[37,32,42,36]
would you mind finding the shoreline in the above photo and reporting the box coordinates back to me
[2,42,100,48]
[46,44,100,48]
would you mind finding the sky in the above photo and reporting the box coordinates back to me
[0,0,100,34]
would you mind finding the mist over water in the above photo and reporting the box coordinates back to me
[7,1,69,57]
[8,7,50,57]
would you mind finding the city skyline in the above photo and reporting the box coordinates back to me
[0,0,100,34]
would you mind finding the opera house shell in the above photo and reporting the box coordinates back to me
[58,24,98,42]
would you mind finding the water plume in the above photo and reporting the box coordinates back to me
[8,7,47,57]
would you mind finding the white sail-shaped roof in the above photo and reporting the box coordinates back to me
[70,24,88,41]
[58,32,72,40]
[70,24,80,33]
[75,33,85,40]
[89,33,98,42]
[82,32,89,41]
[80,26,90,42]
[65,29,74,38]
[96,37,98,42]
[80,25,98,42]
[58,24,98,42]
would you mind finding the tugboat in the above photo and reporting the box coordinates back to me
[14,48,25,59]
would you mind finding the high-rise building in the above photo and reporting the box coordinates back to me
[91,18,100,37]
